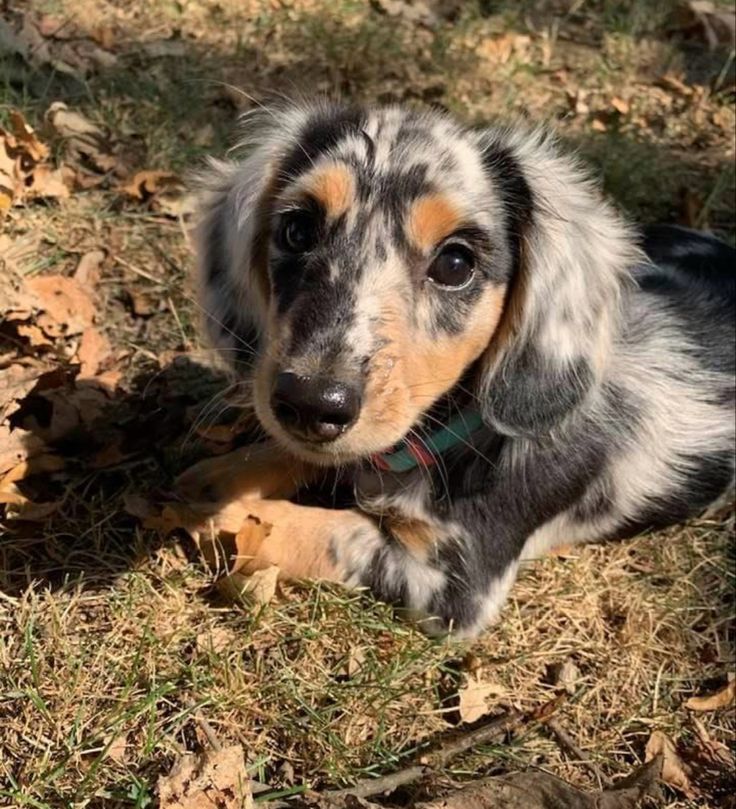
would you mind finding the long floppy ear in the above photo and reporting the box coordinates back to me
[193,105,312,370]
[475,127,642,437]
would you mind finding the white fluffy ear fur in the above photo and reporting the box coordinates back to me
[476,127,644,436]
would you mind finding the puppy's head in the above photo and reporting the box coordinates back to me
[198,101,638,464]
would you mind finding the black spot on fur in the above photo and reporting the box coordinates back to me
[480,143,534,274]
[280,105,366,183]
[641,225,736,298]
[483,346,592,435]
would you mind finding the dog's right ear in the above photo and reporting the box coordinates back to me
[195,155,270,371]
[194,104,313,370]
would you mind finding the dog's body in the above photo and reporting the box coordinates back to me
[183,101,735,636]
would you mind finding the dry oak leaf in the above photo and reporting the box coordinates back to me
[645,730,697,799]
[685,678,736,712]
[457,673,506,724]
[0,425,47,478]
[158,744,254,809]
[8,110,49,162]
[121,170,184,201]
[216,566,280,606]
[25,275,96,337]
[1,111,70,212]
[0,363,48,423]
[25,163,72,201]
[45,102,121,176]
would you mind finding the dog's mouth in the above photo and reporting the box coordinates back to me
[252,361,418,466]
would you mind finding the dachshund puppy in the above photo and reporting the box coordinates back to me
[183,101,735,636]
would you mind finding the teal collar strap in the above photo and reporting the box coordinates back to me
[371,409,484,473]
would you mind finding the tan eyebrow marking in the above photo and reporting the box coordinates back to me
[407,193,464,252]
[301,162,355,220]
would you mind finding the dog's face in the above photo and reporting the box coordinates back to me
[251,108,519,463]
[198,102,635,463]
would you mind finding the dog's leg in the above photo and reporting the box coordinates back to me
[220,499,373,581]
[221,498,519,637]
[175,442,317,504]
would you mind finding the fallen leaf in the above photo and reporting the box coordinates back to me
[25,275,96,337]
[555,658,581,695]
[0,363,48,422]
[196,626,232,654]
[156,191,198,219]
[216,566,280,605]
[121,170,183,201]
[0,425,47,478]
[645,730,697,799]
[195,424,238,444]
[610,96,630,115]
[477,32,530,65]
[77,327,112,378]
[0,110,61,214]
[106,733,127,765]
[127,288,157,317]
[158,744,254,809]
[0,454,64,489]
[685,679,736,712]
[9,110,49,162]
[35,13,75,40]
[3,498,61,521]
[74,250,106,288]
[370,0,438,28]
[16,323,54,348]
[45,102,123,177]
[457,673,506,724]
[26,164,73,200]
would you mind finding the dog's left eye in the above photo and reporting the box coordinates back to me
[427,245,475,289]
[276,211,318,253]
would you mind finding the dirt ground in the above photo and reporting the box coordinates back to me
[1,1,735,807]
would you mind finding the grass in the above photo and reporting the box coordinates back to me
[1,0,735,807]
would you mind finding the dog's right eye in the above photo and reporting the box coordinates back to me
[276,211,318,253]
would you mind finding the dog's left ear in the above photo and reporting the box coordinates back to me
[475,128,642,436]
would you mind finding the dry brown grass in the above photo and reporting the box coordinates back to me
[1,1,735,807]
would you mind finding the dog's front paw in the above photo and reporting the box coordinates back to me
[175,443,310,504]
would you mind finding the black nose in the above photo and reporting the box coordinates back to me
[271,372,362,442]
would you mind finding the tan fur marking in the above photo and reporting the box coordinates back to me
[226,500,369,581]
[406,285,507,404]
[407,194,464,252]
[348,285,507,456]
[383,512,439,558]
[302,163,355,220]
[176,442,316,504]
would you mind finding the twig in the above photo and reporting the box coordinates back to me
[328,709,523,799]
[545,717,612,789]
[167,295,191,349]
